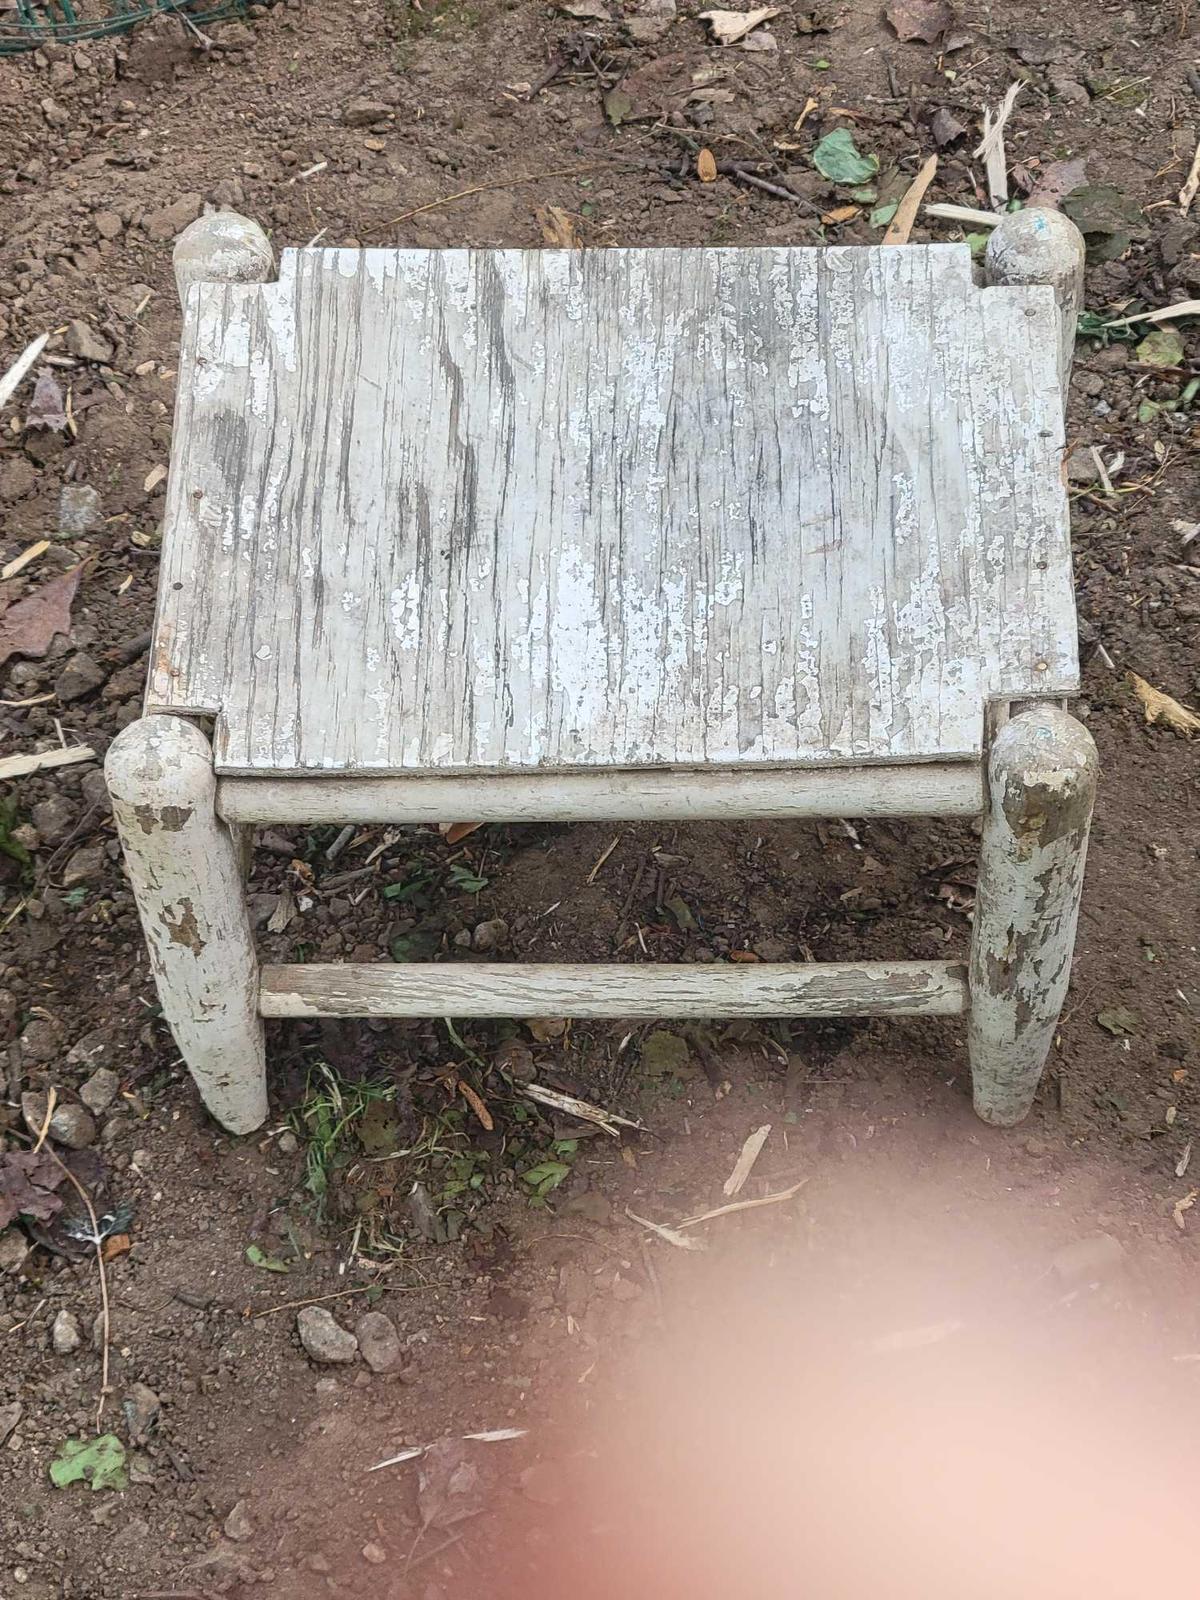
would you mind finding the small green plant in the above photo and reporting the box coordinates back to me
[289,1063,397,1216]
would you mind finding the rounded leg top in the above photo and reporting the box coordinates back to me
[173,211,275,309]
[988,706,1099,842]
[984,207,1086,291]
[105,714,217,811]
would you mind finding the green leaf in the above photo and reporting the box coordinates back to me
[814,56,831,68]
[49,1435,128,1492]
[0,796,31,868]
[447,863,489,893]
[246,1244,289,1274]
[870,202,898,228]
[604,87,633,125]
[389,929,441,962]
[1135,329,1184,368]
[1097,1006,1140,1038]
[521,1160,571,1197]
[849,184,878,203]
[812,128,878,185]
[965,231,991,259]
[63,886,87,908]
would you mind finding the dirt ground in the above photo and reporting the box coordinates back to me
[1,0,1199,1594]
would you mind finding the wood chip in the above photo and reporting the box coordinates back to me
[586,834,621,884]
[456,1076,494,1132]
[680,1178,806,1228]
[924,200,1003,227]
[0,745,95,781]
[699,6,779,45]
[521,1081,644,1136]
[973,82,1021,208]
[625,1207,706,1251]
[1,540,50,581]
[143,464,167,494]
[1180,136,1200,215]
[535,203,580,248]
[1105,299,1200,329]
[0,332,50,414]
[883,154,938,245]
[1129,673,1200,735]
[722,1124,771,1196]
[439,822,484,845]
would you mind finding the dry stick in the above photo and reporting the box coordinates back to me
[883,154,938,246]
[30,1087,57,1154]
[44,1148,111,1430]
[250,1283,425,1319]
[380,165,616,228]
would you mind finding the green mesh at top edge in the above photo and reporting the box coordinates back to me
[1,0,252,53]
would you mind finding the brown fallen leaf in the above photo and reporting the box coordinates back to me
[883,153,938,245]
[456,1076,494,1132]
[885,0,954,43]
[821,203,861,224]
[535,203,580,248]
[1028,156,1088,210]
[930,107,967,146]
[699,6,779,46]
[697,148,718,183]
[101,1233,132,1264]
[527,1017,567,1042]
[25,369,68,433]
[1130,673,1200,735]
[0,565,82,670]
[439,821,484,846]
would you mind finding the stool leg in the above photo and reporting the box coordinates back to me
[172,210,275,307]
[985,207,1085,406]
[105,715,267,1135]
[968,706,1098,1127]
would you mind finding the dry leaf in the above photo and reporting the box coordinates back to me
[527,1017,567,1042]
[439,822,484,845]
[820,203,861,224]
[101,1233,132,1263]
[930,107,967,146]
[697,148,717,182]
[457,1077,494,1132]
[699,6,779,45]
[885,0,954,43]
[535,203,580,248]
[1028,156,1087,210]
[723,1124,771,1196]
[1130,673,1200,735]
[25,370,68,433]
[0,565,82,670]
[1174,1190,1198,1231]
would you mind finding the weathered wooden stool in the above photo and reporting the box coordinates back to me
[107,210,1096,1136]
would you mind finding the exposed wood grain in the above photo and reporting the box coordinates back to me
[105,715,267,1135]
[217,761,983,824]
[968,706,1097,1126]
[150,245,1076,777]
[259,960,968,1018]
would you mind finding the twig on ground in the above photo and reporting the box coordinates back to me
[883,154,938,245]
[679,1178,807,1228]
[0,745,95,782]
[379,166,615,228]
[586,834,621,884]
[924,201,1003,228]
[0,332,49,414]
[250,1283,425,1319]
[521,1080,645,1136]
[1182,136,1200,213]
[722,1123,771,1196]
[44,1147,110,1430]
[30,1088,57,1154]
[626,1207,705,1250]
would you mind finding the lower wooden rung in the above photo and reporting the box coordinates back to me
[259,961,967,1019]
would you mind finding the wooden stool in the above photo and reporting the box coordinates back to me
[107,211,1096,1135]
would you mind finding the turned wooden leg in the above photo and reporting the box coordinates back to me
[105,715,267,1134]
[172,210,275,308]
[985,207,1086,404]
[968,706,1098,1127]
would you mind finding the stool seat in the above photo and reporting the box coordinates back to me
[149,244,1076,777]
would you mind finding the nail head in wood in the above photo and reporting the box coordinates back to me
[985,207,1086,396]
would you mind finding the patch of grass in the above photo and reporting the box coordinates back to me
[288,1062,398,1217]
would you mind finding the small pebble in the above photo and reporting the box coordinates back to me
[297,1306,358,1364]
[362,1542,387,1565]
[52,1309,82,1355]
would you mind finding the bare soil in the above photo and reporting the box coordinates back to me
[1,1,1198,1595]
